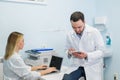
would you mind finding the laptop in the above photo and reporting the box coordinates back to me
[49,55,63,73]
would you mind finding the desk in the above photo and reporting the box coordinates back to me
[42,72,64,80]
[25,58,81,80]
[24,53,79,80]
[41,66,78,80]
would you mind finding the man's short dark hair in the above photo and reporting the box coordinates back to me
[70,11,85,22]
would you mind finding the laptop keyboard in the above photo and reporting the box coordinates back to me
[46,70,60,75]
[50,71,57,73]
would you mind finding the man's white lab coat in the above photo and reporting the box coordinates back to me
[66,24,105,80]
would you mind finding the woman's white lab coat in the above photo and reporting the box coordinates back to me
[66,24,106,80]
[3,52,41,80]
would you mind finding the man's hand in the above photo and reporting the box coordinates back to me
[68,48,76,54]
[72,51,87,59]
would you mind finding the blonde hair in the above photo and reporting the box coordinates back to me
[4,32,23,60]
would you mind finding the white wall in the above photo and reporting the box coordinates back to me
[0,0,96,59]
[1,0,119,80]
[96,0,120,80]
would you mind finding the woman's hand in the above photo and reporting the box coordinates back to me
[31,65,47,71]
[46,67,57,73]
[39,65,47,70]
[40,67,57,76]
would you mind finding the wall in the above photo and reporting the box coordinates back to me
[1,0,118,80]
[96,0,120,80]
[0,0,96,64]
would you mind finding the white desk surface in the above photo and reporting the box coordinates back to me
[41,66,78,80]
[24,56,78,80]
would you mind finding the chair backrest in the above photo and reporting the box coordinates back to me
[0,57,3,80]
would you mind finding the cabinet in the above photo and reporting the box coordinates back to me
[94,16,107,32]
[94,16,112,57]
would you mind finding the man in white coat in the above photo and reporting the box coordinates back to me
[65,11,105,80]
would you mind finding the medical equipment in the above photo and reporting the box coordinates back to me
[25,49,56,66]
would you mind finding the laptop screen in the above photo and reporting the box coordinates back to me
[49,55,63,70]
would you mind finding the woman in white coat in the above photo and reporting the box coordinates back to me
[3,32,57,80]
[65,11,105,80]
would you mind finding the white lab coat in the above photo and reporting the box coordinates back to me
[3,52,41,80]
[66,24,105,80]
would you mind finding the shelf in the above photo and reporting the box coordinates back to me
[94,24,107,32]
[2,0,47,5]
[104,47,112,58]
